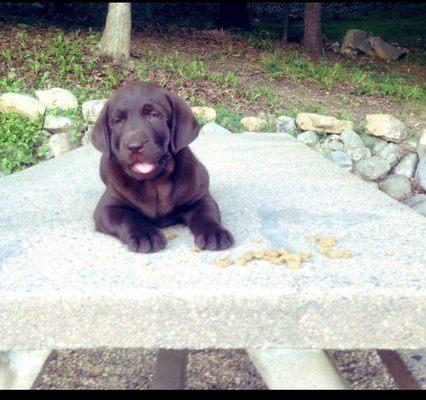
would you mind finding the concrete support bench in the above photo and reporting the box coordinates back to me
[1,129,425,389]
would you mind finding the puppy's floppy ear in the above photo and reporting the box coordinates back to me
[92,102,112,159]
[168,93,200,154]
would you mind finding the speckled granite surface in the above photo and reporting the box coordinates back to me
[0,130,425,350]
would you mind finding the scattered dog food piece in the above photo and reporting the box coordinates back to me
[319,236,337,247]
[243,251,254,261]
[165,230,178,240]
[254,251,264,259]
[265,249,280,258]
[308,235,319,242]
[319,246,329,255]
[216,258,234,268]
[288,254,302,263]
[325,249,341,259]
[288,260,301,269]
[192,246,202,252]
[342,250,353,258]
[236,258,247,266]
[300,250,311,261]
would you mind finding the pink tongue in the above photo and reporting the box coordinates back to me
[132,162,155,174]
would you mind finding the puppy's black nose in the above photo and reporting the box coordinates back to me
[126,138,145,152]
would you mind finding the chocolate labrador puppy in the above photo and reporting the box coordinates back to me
[92,82,234,253]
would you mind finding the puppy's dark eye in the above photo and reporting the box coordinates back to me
[148,111,162,120]
[112,116,124,125]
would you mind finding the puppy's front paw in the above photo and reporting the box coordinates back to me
[125,227,166,253]
[195,224,234,251]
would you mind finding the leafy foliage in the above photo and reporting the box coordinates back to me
[0,111,46,174]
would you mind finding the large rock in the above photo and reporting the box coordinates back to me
[369,36,408,61]
[365,114,408,143]
[412,201,426,217]
[43,115,75,134]
[341,29,375,56]
[418,131,426,158]
[398,139,418,156]
[328,150,353,172]
[414,156,426,191]
[240,117,267,132]
[402,194,426,208]
[35,88,78,111]
[340,129,364,149]
[393,153,418,179]
[296,113,354,134]
[276,116,296,133]
[346,146,371,163]
[47,132,73,158]
[191,106,217,123]
[200,122,232,136]
[355,156,391,181]
[0,93,46,121]
[296,131,319,146]
[82,99,108,124]
[378,175,412,201]
[373,142,400,165]
[318,137,344,153]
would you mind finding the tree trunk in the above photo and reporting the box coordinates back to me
[282,3,290,44]
[99,3,131,62]
[303,3,323,54]
[217,2,251,31]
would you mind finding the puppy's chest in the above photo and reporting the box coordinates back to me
[132,180,175,219]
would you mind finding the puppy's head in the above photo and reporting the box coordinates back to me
[92,82,200,180]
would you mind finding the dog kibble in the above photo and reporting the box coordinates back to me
[165,230,178,240]
[236,258,247,266]
[288,260,301,269]
[192,246,202,252]
[308,235,319,242]
[319,236,337,247]
[216,258,234,268]
[243,251,254,261]
[300,250,311,261]
[265,249,280,258]
[325,249,341,259]
[342,250,353,258]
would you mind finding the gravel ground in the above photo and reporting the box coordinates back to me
[33,348,399,390]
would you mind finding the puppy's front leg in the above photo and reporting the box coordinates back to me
[183,194,234,250]
[94,199,166,253]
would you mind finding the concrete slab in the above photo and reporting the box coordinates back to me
[0,130,425,350]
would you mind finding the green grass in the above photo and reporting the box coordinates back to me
[261,49,426,104]
[215,105,245,132]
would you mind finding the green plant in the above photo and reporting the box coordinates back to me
[0,111,45,174]
[215,105,245,132]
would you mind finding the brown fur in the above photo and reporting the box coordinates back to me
[92,82,234,253]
